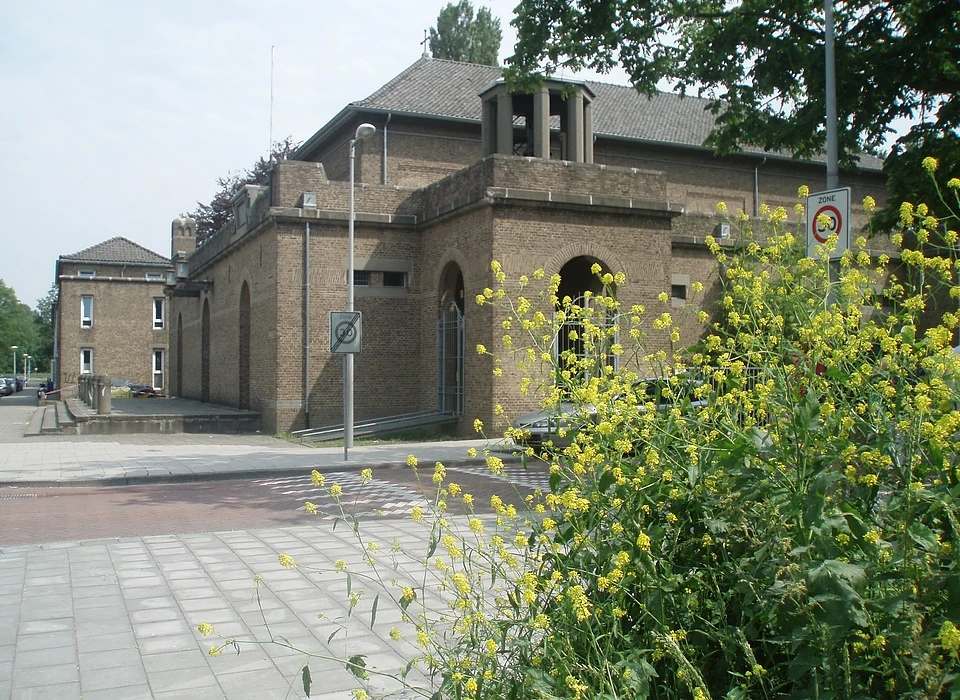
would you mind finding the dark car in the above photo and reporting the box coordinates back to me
[513,376,707,450]
[15,376,25,391]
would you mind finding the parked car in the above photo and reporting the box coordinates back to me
[513,376,707,450]
[15,376,25,391]
[0,377,15,396]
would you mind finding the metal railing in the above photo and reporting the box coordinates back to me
[293,410,458,443]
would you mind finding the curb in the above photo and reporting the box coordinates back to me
[0,454,531,489]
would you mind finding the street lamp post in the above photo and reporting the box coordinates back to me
[10,346,17,380]
[345,122,376,460]
[24,354,30,387]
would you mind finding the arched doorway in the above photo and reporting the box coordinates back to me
[201,299,210,403]
[556,256,618,378]
[176,313,183,397]
[238,283,251,410]
[437,262,465,415]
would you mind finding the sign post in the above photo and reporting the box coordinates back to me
[806,187,850,260]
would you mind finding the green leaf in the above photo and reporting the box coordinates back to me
[549,470,562,493]
[598,467,615,493]
[346,573,352,597]
[327,627,342,644]
[370,594,380,629]
[346,654,367,679]
[302,665,311,697]
[427,535,438,559]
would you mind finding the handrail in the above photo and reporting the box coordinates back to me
[295,410,458,443]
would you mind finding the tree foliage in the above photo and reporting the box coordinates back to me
[185,137,301,245]
[0,280,49,374]
[507,0,960,213]
[429,0,502,66]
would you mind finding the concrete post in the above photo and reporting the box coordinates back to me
[533,86,550,159]
[98,375,111,415]
[497,90,514,155]
[566,88,584,163]
[583,99,594,164]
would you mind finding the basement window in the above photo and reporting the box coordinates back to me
[671,284,687,301]
[353,270,370,286]
[383,271,407,287]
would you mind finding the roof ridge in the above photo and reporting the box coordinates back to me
[62,236,168,264]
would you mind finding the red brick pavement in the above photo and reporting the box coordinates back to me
[0,462,549,547]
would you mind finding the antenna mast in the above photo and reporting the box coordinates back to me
[269,45,275,163]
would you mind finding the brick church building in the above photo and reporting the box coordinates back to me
[165,57,888,435]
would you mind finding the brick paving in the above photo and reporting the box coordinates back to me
[0,398,536,698]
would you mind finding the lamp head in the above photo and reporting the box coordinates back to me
[355,123,376,142]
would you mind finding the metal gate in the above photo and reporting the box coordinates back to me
[554,294,619,378]
[436,300,464,415]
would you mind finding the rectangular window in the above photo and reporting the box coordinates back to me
[78,269,96,278]
[152,349,165,390]
[353,270,370,286]
[383,271,407,287]
[145,272,164,281]
[81,295,93,328]
[80,348,93,374]
[671,284,688,301]
[153,298,165,329]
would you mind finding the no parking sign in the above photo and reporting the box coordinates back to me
[806,187,850,260]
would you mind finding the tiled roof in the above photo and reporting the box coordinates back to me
[61,237,169,265]
[352,57,884,171]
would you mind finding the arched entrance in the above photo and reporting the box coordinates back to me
[176,313,183,397]
[556,256,618,378]
[238,283,251,410]
[201,299,210,403]
[437,262,465,415]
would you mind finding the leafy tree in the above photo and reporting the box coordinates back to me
[429,0,502,66]
[0,279,43,374]
[507,0,960,217]
[186,137,301,244]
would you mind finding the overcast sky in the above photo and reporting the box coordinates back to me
[0,1,631,310]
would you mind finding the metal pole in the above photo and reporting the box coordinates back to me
[824,0,839,190]
[346,137,357,460]
[304,222,310,429]
[11,346,17,379]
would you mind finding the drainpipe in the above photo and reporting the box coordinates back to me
[754,157,767,217]
[304,221,311,428]
[382,113,392,184]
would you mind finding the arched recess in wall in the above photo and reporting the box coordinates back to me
[437,261,465,415]
[556,255,618,377]
[176,314,183,397]
[239,282,251,410]
[201,299,211,403]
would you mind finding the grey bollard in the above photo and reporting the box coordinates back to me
[91,376,100,412]
[98,376,111,415]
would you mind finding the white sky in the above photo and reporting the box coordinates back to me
[0,0,630,310]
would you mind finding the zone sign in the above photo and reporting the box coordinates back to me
[806,187,850,260]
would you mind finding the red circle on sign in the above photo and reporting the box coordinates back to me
[812,205,842,243]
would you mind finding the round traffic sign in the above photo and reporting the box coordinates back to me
[334,320,357,344]
[811,204,842,244]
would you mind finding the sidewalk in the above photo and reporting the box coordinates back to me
[0,398,523,699]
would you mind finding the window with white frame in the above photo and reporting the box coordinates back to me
[152,349,165,390]
[78,269,96,278]
[153,298,165,329]
[81,295,93,328]
[80,348,94,374]
[145,272,164,281]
